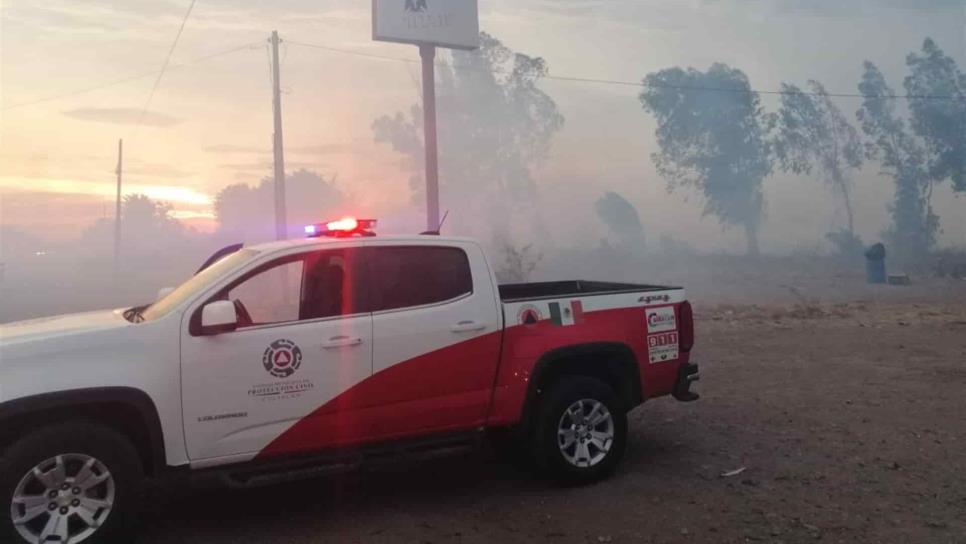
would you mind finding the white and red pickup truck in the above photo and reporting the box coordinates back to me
[0,218,699,544]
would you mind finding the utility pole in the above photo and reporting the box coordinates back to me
[420,44,440,232]
[270,30,288,241]
[113,139,123,276]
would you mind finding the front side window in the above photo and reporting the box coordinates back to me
[228,260,303,326]
[369,246,472,311]
[213,249,365,329]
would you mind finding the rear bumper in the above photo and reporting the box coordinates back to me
[672,362,700,402]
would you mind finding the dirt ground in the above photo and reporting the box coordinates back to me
[139,291,966,544]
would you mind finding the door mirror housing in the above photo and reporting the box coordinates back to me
[200,300,238,335]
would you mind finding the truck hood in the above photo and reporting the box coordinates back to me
[0,309,131,345]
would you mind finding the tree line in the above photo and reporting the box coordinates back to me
[373,34,963,265]
[640,38,964,263]
[63,35,961,269]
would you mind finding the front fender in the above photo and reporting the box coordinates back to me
[0,387,167,475]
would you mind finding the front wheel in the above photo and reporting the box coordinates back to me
[530,376,627,485]
[0,422,144,544]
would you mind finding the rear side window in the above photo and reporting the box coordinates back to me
[369,246,472,311]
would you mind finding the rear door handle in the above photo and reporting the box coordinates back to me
[322,336,363,349]
[450,320,486,333]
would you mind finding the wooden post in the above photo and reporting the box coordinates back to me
[420,44,440,232]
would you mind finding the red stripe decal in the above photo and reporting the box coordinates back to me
[258,303,689,459]
[257,331,502,459]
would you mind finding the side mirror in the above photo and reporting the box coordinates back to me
[156,287,175,301]
[200,300,238,335]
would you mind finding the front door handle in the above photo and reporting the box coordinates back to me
[450,320,486,333]
[322,336,363,349]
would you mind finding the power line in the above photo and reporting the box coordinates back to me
[286,39,964,102]
[295,39,422,97]
[5,34,959,112]
[542,74,964,101]
[2,42,261,112]
[287,40,424,64]
[3,72,165,112]
[265,43,275,90]
[134,0,198,134]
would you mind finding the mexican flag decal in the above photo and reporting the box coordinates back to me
[548,300,584,326]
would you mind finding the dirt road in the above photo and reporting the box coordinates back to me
[141,301,966,544]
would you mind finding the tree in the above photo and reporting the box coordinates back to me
[856,61,937,264]
[79,193,188,261]
[776,80,864,254]
[214,183,263,240]
[492,236,542,283]
[80,194,183,246]
[121,194,180,236]
[214,169,345,242]
[639,64,772,255]
[372,32,564,237]
[595,191,645,249]
[904,38,966,193]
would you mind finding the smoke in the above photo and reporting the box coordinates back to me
[3,10,966,323]
[372,32,564,243]
[0,169,351,322]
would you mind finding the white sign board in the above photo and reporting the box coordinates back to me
[373,0,479,50]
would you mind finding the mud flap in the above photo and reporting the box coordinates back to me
[673,362,700,402]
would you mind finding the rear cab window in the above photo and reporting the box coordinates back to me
[367,246,473,312]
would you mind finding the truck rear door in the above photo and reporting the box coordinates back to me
[361,241,502,439]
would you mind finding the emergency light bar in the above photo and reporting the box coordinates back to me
[305,218,378,238]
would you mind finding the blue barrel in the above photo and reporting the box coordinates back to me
[865,243,886,284]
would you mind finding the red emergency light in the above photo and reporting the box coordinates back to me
[305,218,378,238]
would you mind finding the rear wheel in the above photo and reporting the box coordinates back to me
[530,376,627,484]
[0,422,144,544]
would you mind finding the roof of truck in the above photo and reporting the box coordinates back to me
[248,235,478,254]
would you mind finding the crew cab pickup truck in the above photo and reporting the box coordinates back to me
[0,219,699,544]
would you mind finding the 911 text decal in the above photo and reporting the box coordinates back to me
[647,331,679,363]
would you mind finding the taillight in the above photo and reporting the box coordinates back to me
[679,301,694,352]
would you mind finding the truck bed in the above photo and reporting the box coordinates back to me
[499,280,680,302]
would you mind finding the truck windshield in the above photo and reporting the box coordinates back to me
[141,249,258,321]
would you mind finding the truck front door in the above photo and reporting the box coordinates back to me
[180,248,373,462]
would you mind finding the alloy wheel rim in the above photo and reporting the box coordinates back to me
[10,454,115,544]
[557,399,615,468]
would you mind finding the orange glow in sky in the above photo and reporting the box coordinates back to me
[1,0,963,250]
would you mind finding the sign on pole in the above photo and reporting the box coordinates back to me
[374,0,480,232]
[373,0,480,51]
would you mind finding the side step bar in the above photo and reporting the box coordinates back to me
[220,431,483,488]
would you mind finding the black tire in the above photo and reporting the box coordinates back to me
[0,421,144,544]
[530,376,627,485]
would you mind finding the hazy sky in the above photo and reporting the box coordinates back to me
[1,0,964,252]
